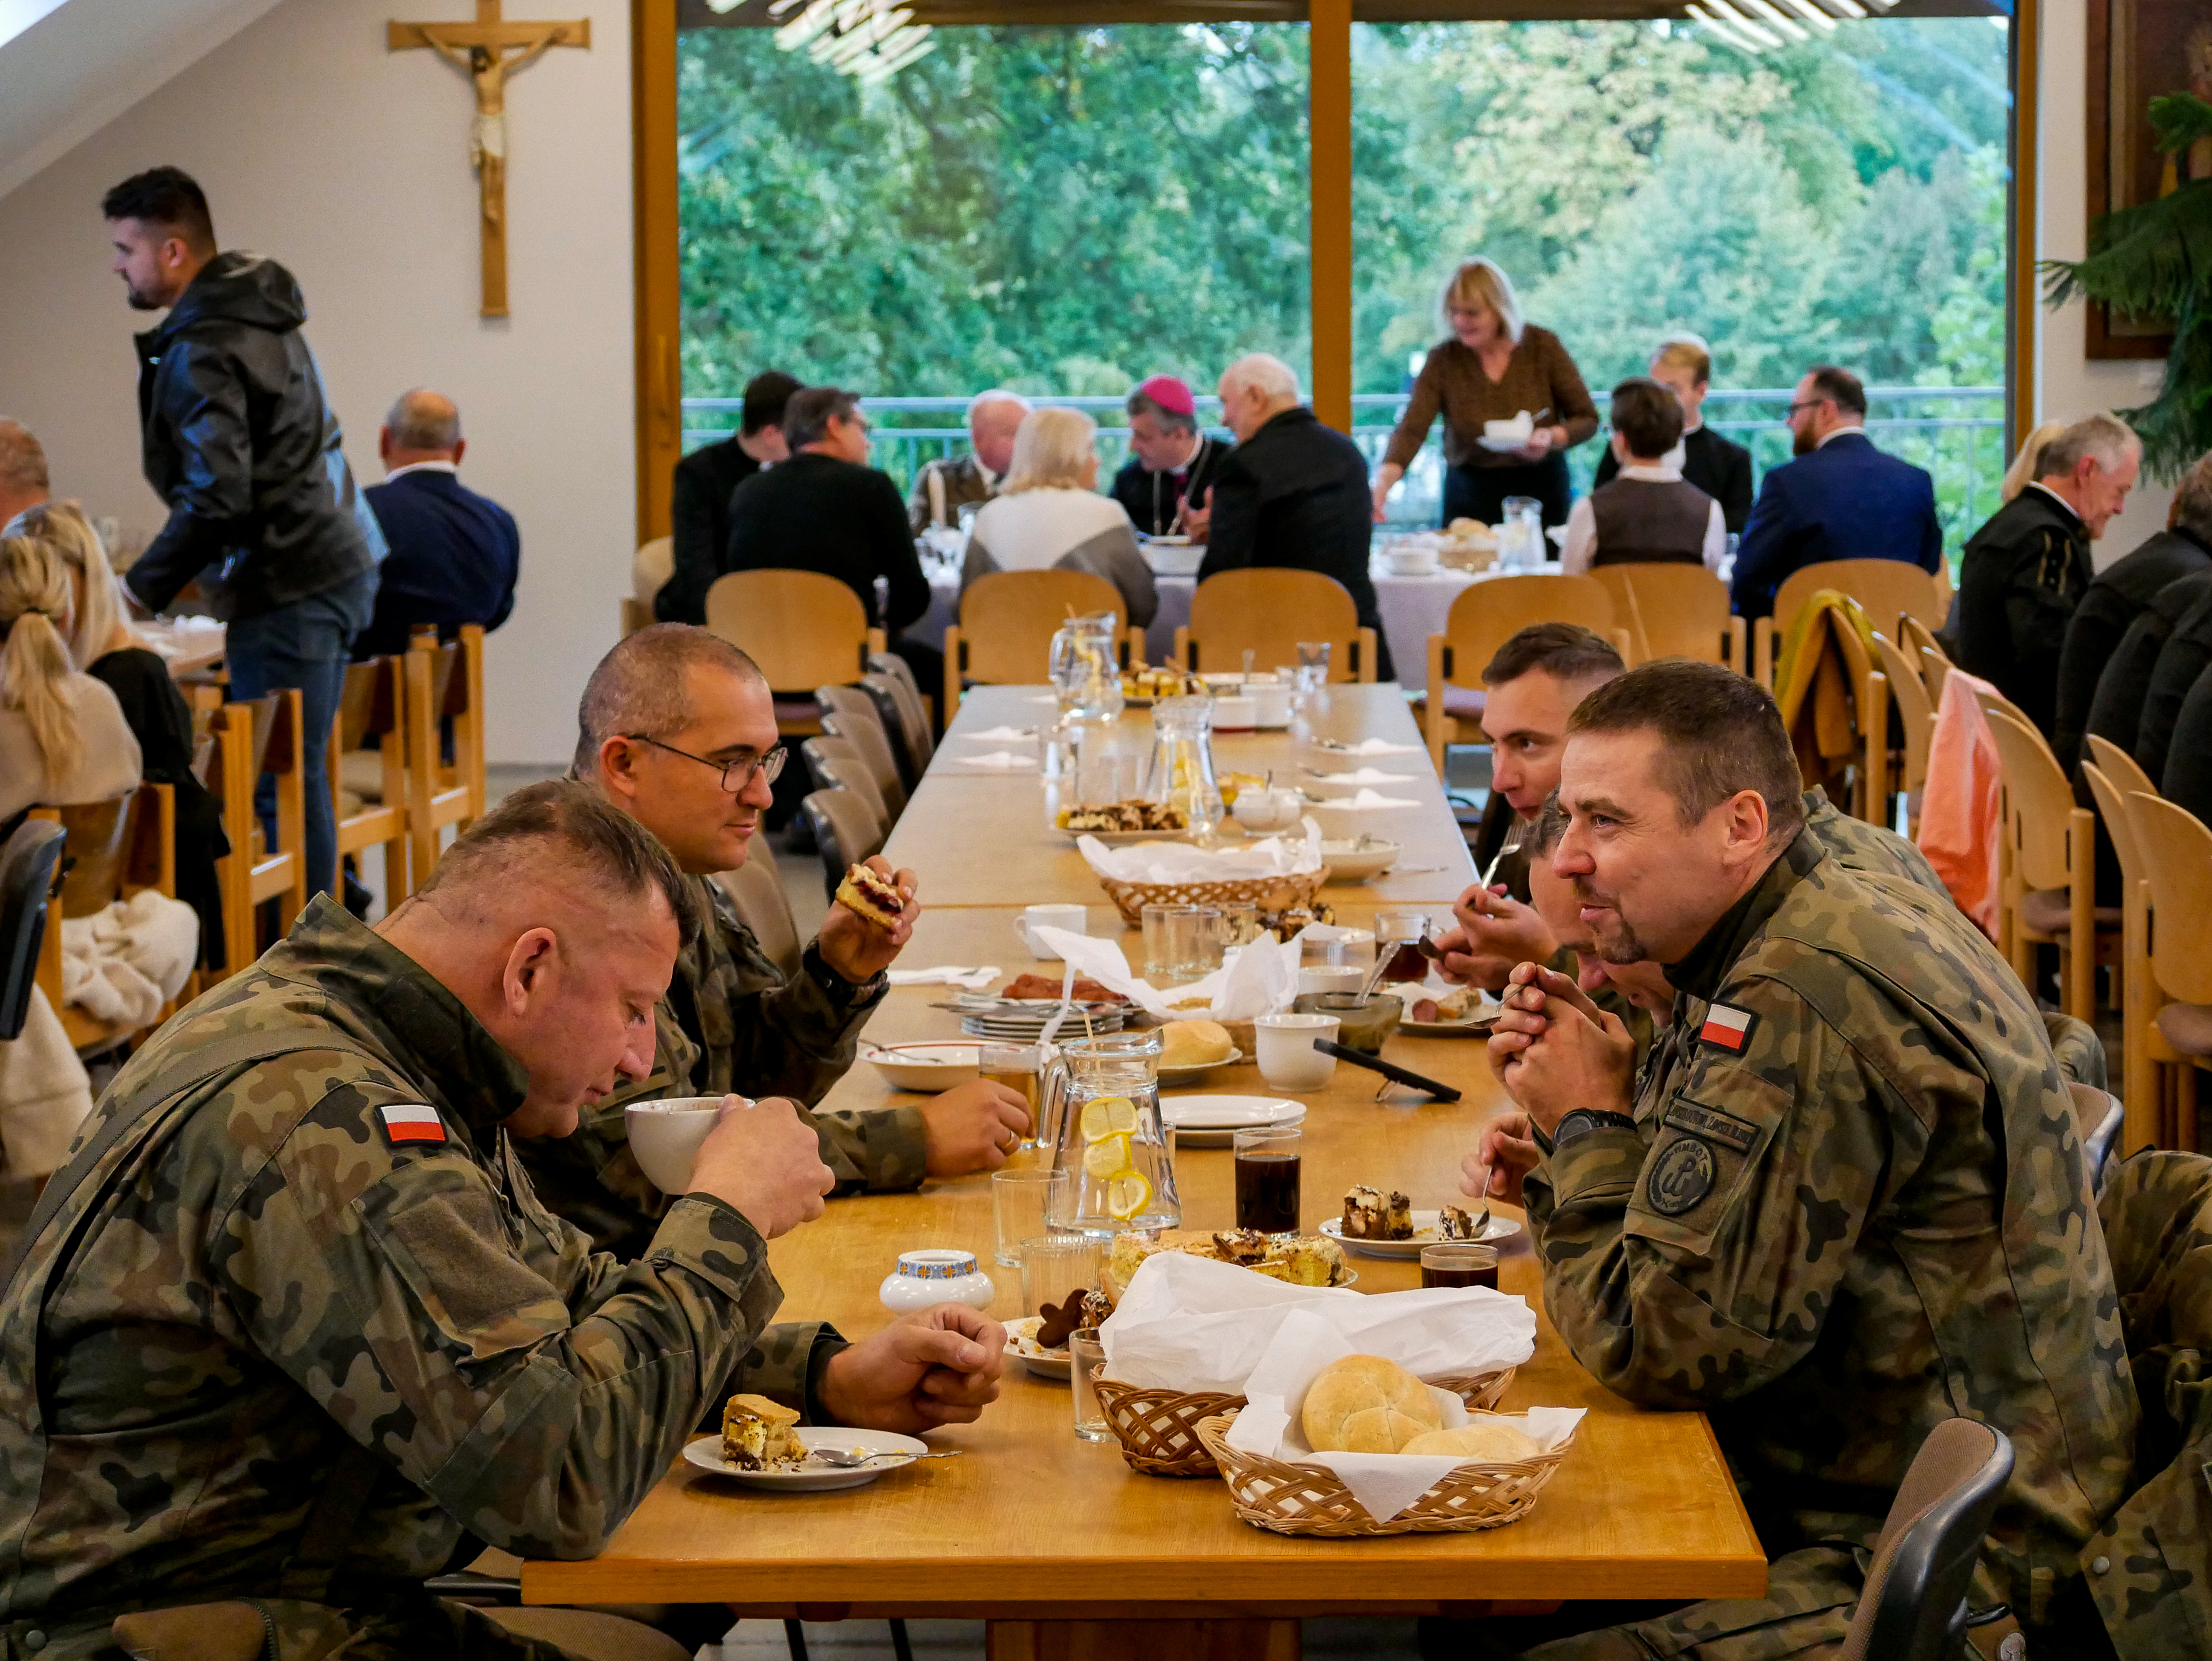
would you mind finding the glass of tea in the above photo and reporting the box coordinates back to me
[978,1043,1047,1149]
[1420,1243,1499,1291]
[1233,1125,1302,1235]
[1374,909,1435,984]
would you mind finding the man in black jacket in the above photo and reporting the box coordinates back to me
[1956,411,2139,738]
[2052,451,2212,769]
[356,389,521,659]
[106,167,382,906]
[1197,354,1391,680]
[1590,335,1754,535]
[713,387,937,690]
[661,369,798,622]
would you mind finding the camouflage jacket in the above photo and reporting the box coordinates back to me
[1800,785,1949,898]
[2084,1149,2212,1659]
[1521,832,2136,1626]
[518,874,925,1258]
[0,898,837,1648]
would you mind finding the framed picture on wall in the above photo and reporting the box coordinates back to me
[2085,0,2203,358]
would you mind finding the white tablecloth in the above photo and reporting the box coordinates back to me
[909,561,1549,684]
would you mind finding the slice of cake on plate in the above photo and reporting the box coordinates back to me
[722,1393,805,1471]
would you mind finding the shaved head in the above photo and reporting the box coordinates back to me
[574,624,766,776]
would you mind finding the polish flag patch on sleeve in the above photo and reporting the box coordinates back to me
[1698,1004,1757,1053]
[377,1104,448,1146]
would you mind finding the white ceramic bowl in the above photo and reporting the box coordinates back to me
[1320,837,1402,881]
[1385,548,1439,577]
[625,1096,725,1193]
[862,1042,984,1092]
[1144,540,1206,576]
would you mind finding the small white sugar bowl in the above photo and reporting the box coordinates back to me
[879,1248,997,1314]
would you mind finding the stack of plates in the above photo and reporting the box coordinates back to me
[955,1001,1130,1041]
[1161,1094,1306,1148]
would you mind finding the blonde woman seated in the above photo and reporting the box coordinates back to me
[962,407,1159,627]
[0,522,140,827]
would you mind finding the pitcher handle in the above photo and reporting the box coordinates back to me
[1035,1054,1071,1152]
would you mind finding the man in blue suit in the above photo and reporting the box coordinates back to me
[356,388,521,659]
[1728,365,1942,619]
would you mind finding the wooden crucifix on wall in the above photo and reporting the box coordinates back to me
[389,1,590,317]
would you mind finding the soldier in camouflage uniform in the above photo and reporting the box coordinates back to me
[518,626,1032,1257]
[1434,662,2135,1661]
[0,784,1005,1660]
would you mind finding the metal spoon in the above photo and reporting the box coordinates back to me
[806,1446,965,1467]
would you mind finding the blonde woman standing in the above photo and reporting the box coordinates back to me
[1374,258,1599,529]
[0,523,140,825]
[963,406,1158,627]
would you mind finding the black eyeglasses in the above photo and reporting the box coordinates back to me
[624,733,787,792]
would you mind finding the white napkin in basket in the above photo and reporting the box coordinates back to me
[1026,926,1299,1023]
[1075,819,1323,883]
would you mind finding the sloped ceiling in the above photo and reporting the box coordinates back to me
[0,0,293,202]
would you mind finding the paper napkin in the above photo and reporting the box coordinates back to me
[960,727,1036,742]
[884,964,1001,988]
[942,751,1036,771]
[1309,789,1422,811]
[1317,738,1422,758]
[1304,767,1420,786]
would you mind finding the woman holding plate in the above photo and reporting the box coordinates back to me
[1372,257,1598,531]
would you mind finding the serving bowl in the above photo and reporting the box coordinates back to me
[862,1042,984,1092]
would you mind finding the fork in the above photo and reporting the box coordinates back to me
[1475,820,1528,892]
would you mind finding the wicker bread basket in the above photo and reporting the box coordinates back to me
[1094,869,1331,929]
[1090,1366,1516,1478]
[1192,1405,1575,1535]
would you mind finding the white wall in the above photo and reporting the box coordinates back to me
[0,0,633,763]
[2036,0,2177,569]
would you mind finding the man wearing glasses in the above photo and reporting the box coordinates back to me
[1728,364,1942,621]
[519,625,1031,1257]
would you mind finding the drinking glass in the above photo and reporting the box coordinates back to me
[1233,1126,1302,1235]
[1296,641,1333,683]
[993,1168,1069,1267]
[1374,909,1435,984]
[1076,744,1137,807]
[1020,1232,1103,1318]
[1421,1243,1499,1291]
[1070,1330,1113,1441]
[1142,903,1206,981]
[979,1043,1049,1149]
[1215,901,1262,949]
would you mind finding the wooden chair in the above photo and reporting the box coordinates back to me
[2083,759,2157,1153]
[816,686,909,819]
[1775,603,1891,823]
[857,674,923,789]
[1981,703,2111,1022]
[2086,733,2159,804]
[402,627,487,891]
[942,569,1130,719]
[30,785,179,1055]
[2127,792,2212,1150]
[205,691,309,974]
[1760,560,1945,687]
[1589,565,1744,669]
[628,535,672,638]
[710,841,801,981]
[704,571,887,740]
[1423,573,1626,771]
[1175,570,1377,684]
[1869,633,1936,837]
[0,819,65,1043]
[800,736,892,841]
[867,652,938,748]
[1900,614,1949,670]
[329,654,409,904]
[800,788,885,893]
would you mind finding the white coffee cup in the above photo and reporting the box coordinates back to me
[1212,695,1257,732]
[1254,1012,1339,1090]
[625,1096,728,1193]
[1298,963,1369,998]
[1015,904,1088,960]
[1249,680,1293,727]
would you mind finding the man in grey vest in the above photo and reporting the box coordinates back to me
[1561,377,1724,574]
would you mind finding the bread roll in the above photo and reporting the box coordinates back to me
[1160,1020,1233,1068]
[1300,1354,1443,1454]
[1400,1422,1542,1463]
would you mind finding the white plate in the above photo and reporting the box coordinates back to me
[1320,839,1400,882]
[1162,1094,1306,1147]
[1400,1003,1501,1038]
[1319,1210,1524,1259]
[1003,1315,1074,1380]
[681,1427,930,1491]
[863,1042,983,1092]
[1158,1048,1245,1083]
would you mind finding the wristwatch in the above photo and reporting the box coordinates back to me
[803,942,884,1009]
[1540,1108,1638,1156]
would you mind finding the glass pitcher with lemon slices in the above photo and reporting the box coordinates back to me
[1041,1031,1177,1238]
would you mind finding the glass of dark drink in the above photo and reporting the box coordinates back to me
[1233,1126,1301,1235]
[1421,1243,1499,1291]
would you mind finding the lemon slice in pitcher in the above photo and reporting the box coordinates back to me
[1107,1172,1153,1221]
[1080,1097,1139,1142]
[1084,1133,1133,1181]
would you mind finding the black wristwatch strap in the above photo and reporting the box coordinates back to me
[1548,1108,1639,1152]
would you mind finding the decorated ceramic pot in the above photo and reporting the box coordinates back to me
[879,1248,996,1314]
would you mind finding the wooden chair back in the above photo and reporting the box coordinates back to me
[626,535,672,639]
[704,570,887,693]
[2130,793,2212,1007]
[800,736,891,840]
[948,570,1127,719]
[201,691,308,973]
[800,787,886,888]
[857,674,923,788]
[2086,733,2159,804]
[331,654,408,903]
[868,652,938,753]
[1590,565,1743,668]
[402,627,486,890]
[818,694,908,819]
[711,857,802,981]
[30,785,180,1055]
[1176,570,1377,684]
[1772,559,1945,645]
[2083,760,2155,1152]
[1983,702,2097,1020]
[1900,614,1949,668]
[1870,633,1935,820]
[1426,574,1622,770]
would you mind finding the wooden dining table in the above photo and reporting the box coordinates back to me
[523,686,1767,1655]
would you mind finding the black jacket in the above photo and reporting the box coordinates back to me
[2052,528,2212,769]
[355,468,521,660]
[1109,434,1232,537]
[1196,408,1389,677]
[124,252,384,623]
[1593,425,1755,535]
[2135,581,2212,786]
[2081,569,2212,762]
[669,437,764,612]
[1955,486,2094,738]
[665,451,928,634]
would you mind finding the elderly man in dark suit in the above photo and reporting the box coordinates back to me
[1728,365,1942,620]
[355,389,521,660]
[1196,353,1391,679]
